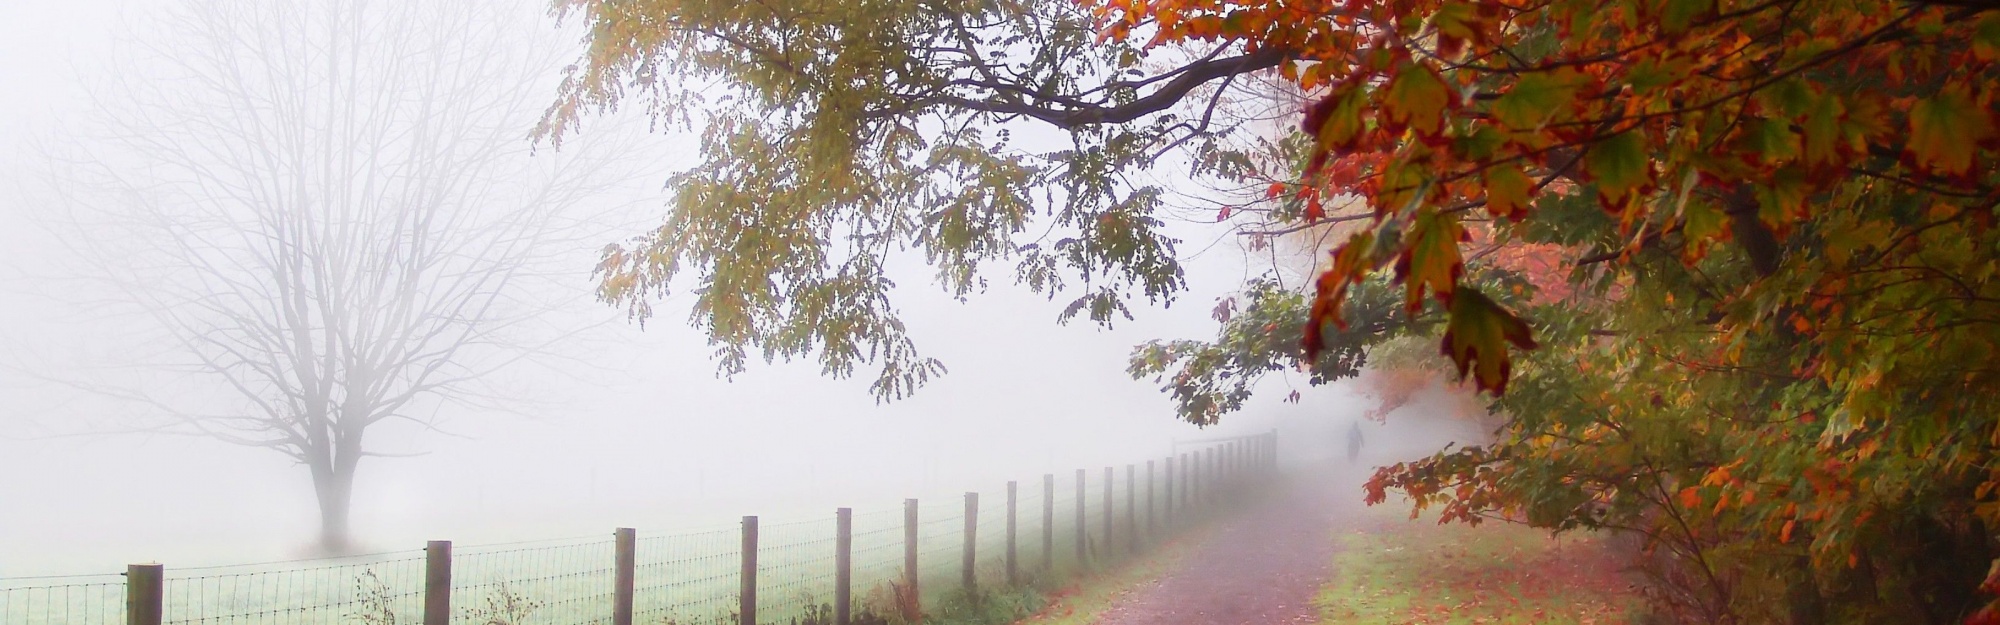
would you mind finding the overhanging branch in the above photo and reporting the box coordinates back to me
[863,47,1291,128]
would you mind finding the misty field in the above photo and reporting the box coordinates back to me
[0,455,1254,625]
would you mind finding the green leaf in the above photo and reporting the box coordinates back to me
[1492,70,1581,130]
[1439,287,1537,395]
[1745,118,1801,165]
[1314,82,1371,151]
[1431,1,1484,57]
[1800,93,1847,167]
[1586,131,1653,211]
[1976,12,2000,61]
[1385,63,1452,136]
[1484,164,1533,220]
[1908,88,1993,177]
[1394,210,1466,312]
[1660,0,1713,35]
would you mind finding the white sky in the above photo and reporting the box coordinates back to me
[0,0,1372,577]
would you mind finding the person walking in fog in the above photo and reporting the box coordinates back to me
[1345,421,1365,464]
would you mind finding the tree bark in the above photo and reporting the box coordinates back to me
[309,430,364,554]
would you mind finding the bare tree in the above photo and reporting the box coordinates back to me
[36,0,633,553]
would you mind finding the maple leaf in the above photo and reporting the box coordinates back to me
[1491,70,1581,130]
[1483,165,1533,220]
[1430,1,1485,58]
[1394,210,1467,312]
[1585,131,1654,212]
[1383,62,1451,137]
[1907,87,1994,178]
[1304,232,1377,359]
[1304,82,1370,176]
[1438,287,1536,395]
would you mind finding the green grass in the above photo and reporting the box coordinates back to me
[1318,507,1644,625]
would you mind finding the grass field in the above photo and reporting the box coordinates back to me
[1318,508,1644,625]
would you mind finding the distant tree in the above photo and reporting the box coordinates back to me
[43,0,629,553]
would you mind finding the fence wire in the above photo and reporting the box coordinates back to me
[7,437,1273,625]
[634,527,738,625]
[0,575,125,625]
[453,537,615,625]
[754,517,835,624]
[158,552,424,625]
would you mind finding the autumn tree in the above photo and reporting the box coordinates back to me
[44,0,629,553]
[550,0,2000,620]
[1101,0,2000,621]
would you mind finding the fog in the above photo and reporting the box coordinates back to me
[0,0,1471,580]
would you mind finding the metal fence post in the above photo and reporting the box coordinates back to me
[1006,481,1018,586]
[1178,453,1190,514]
[963,492,978,594]
[904,498,920,622]
[125,563,162,625]
[615,528,635,625]
[836,508,853,625]
[425,541,451,625]
[1163,456,1175,531]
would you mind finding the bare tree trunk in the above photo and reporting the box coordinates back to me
[308,426,365,554]
[312,463,356,554]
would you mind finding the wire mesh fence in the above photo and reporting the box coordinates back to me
[3,435,1276,625]
[0,574,126,625]
[157,552,427,625]
[454,536,616,624]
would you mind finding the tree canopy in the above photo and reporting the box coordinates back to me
[550,0,2000,620]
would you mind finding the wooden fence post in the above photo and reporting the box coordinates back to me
[963,492,978,595]
[1163,456,1175,531]
[904,499,920,623]
[836,508,853,625]
[615,528,636,625]
[1206,448,1217,502]
[425,540,451,625]
[1074,469,1087,564]
[125,563,162,625]
[1042,473,1055,572]
[1271,429,1280,472]
[1216,438,1232,482]
[1145,461,1156,539]
[1124,465,1137,554]
[1006,481,1018,586]
[1101,467,1113,559]
[1187,451,1199,510]
[1178,453,1190,514]
[741,516,758,625]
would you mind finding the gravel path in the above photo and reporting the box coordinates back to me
[1088,464,1367,625]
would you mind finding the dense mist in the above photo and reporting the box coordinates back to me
[0,0,1482,583]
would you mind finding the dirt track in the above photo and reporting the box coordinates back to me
[1088,464,1368,625]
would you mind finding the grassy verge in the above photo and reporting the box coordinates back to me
[1318,507,1643,625]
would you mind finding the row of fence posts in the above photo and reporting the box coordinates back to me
[116,432,1278,625]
